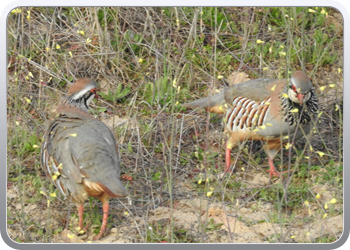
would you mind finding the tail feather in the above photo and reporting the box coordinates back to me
[182,91,225,114]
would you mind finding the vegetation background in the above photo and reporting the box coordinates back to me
[7,7,343,243]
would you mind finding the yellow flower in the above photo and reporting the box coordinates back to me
[329,198,337,204]
[282,93,288,98]
[56,44,61,49]
[290,108,299,113]
[50,192,56,198]
[308,9,316,13]
[78,30,85,36]
[86,38,92,44]
[304,200,309,206]
[32,145,39,148]
[324,203,328,209]
[320,8,328,16]
[316,194,321,199]
[138,58,143,63]
[11,8,22,14]
[271,85,277,91]
[172,78,177,88]
[69,133,77,137]
[323,213,328,219]
[335,104,339,111]
[285,143,292,149]
[206,191,213,197]
[263,67,269,71]
[329,84,336,88]
[279,51,286,56]
[217,75,224,79]
[338,68,342,74]
[256,39,265,44]
[47,200,50,207]
[26,11,31,20]
[291,235,296,239]
[24,97,31,104]
[316,151,324,157]
[266,123,273,126]
[69,51,73,58]
[319,86,326,91]
[309,146,313,151]
[67,234,74,239]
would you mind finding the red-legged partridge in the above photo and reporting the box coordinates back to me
[41,78,128,240]
[184,71,319,177]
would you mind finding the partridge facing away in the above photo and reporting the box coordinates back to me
[183,71,319,177]
[41,78,128,240]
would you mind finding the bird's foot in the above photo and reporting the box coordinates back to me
[93,230,105,241]
[76,224,89,235]
[218,168,233,179]
[268,169,289,178]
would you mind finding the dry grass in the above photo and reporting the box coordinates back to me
[7,7,343,243]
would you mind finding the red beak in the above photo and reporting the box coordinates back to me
[90,88,99,99]
[296,93,305,105]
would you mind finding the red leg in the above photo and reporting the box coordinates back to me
[268,158,289,178]
[225,147,231,173]
[93,201,109,240]
[78,204,84,230]
[77,204,89,233]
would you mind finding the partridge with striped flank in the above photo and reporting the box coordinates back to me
[183,71,319,177]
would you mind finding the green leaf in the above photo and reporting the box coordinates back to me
[151,172,161,181]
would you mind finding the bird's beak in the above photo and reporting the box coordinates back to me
[90,88,99,99]
[296,93,305,105]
